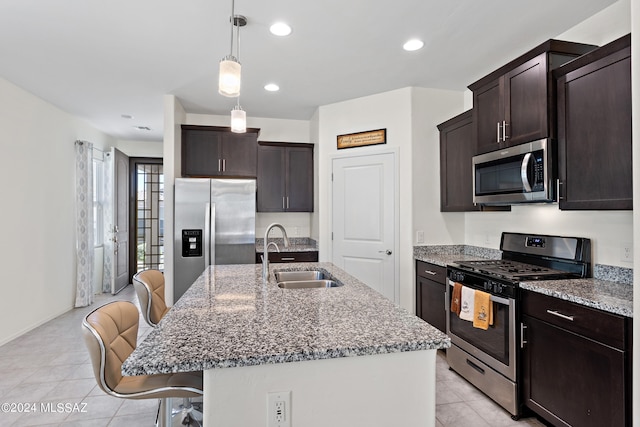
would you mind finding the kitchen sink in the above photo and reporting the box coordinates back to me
[277,279,342,289]
[274,270,326,282]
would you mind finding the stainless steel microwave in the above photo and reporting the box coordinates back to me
[472,139,555,205]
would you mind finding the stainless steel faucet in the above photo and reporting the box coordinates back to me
[262,223,290,280]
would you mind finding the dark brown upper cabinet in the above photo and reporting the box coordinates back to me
[181,125,259,178]
[438,110,510,212]
[469,40,597,155]
[554,34,631,210]
[257,142,314,212]
[438,110,479,212]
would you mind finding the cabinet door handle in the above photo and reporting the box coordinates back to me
[546,309,574,321]
[218,158,222,172]
[423,270,438,275]
[520,323,528,348]
[497,122,502,143]
[282,197,285,209]
[286,196,289,209]
[502,120,509,140]
[222,158,226,172]
[557,180,563,200]
[280,257,295,261]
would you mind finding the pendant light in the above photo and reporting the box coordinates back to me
[231,101,246,133]
[228,9,247,133]
[218,0,246,97]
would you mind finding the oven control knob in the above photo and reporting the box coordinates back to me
[494,283,503,293]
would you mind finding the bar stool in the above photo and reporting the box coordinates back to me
[82,300,202,427]
[133,269,202,425]
[133,269,169,327]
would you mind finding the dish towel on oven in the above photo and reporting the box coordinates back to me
[473,290,494,330]
[459,286,475,321]
[450,282,463,315]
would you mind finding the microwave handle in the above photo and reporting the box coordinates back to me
[521,153,533,192]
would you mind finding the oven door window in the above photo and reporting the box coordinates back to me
[449,299,511,366]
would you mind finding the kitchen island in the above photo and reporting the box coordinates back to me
[122,262,450,426]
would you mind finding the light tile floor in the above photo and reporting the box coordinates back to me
[0,285,548,426]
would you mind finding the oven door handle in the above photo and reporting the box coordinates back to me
[448,280,511,306]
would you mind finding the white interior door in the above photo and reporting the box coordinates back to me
[332,152,397,302]
[111,147,129,294]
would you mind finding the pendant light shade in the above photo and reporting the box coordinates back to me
[219,56,241,97]
[231,105,246,133]
[218,0,246,98]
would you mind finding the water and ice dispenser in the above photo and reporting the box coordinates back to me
[181,229,202,257]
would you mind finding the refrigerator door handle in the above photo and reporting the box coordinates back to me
[210,203,216,266]
[204,202,211,266]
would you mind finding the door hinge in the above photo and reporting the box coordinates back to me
[331,173,333,181]
[331,232,333,241]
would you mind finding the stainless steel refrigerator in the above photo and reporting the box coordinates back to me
[174,178,256,301]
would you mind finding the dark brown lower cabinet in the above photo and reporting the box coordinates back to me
[521,290,632,426]
[415,261,446,333]
[255,251,318,264]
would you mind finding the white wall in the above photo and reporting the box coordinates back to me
[411,88,467,245]
[461,0,633,268]
[115,139,163,158]
[162,95,186,306]
[316,87,465,311]
[0,77,116,345]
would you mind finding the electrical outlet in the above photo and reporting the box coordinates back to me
[267,391,291,427]
[416,230,425,244]
[621,243,633,262]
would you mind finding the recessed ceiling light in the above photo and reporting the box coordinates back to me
[270,22,292,36]
[121,114,134,119]
[264,83,280,92]
[134,126,152,131]
[403,39,424,51]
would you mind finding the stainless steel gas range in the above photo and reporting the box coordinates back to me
[445,232,591,419]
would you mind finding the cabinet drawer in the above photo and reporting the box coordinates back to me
[256,251,319,263]
[416,261,446,284]
[522,290,627,349]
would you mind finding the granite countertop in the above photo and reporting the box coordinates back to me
[122,262,450,376]
[520,278,633,318]
[413,244,500,267]
[255,237,318,253]
[414,244,633,318]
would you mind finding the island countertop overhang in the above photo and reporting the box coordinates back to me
[122,262,450,376]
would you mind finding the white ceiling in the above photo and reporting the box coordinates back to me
[0,0,616,142]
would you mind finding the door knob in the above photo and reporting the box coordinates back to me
[378,250,392,255]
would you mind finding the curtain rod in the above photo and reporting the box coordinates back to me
[75,140,107,154]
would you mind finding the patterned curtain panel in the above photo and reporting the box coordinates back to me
[74,140,95,307]
[102,150,113,292]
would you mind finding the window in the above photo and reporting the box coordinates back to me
[93,158,104,247]
[135,162,164,271]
